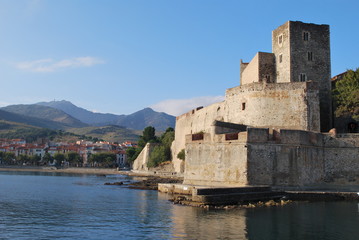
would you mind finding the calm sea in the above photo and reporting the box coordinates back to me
[0,171,358,240]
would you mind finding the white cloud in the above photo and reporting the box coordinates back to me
[151,96,225,116]
[16,57,105,72]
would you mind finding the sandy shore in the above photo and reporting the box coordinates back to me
[0,165,184,191]
[0,166,125,175]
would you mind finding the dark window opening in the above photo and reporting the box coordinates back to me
[192,133,204,141]
[299,73,307,82]
[278,35,283,45]
[279,54,283,63]
[242,102,246,110]
[225,133,239,141]
[308,52,313,61]
[303,31,310,41]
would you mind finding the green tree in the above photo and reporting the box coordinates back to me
[148,145,171,168]
[65,152,82,166]
[147,128,175,168]
[30,155,41,165]
[88,152,116,167]
[54,153,65,166]
[17,154,30,164]
[161,128,174,147]
[126,147,141,163]
[142,126,157,143]
[127,126,160,164]
[3,152,16,164]
[42,152,53,164]
[333,68,359,121]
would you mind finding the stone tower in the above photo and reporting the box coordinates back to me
[272,21,332,132]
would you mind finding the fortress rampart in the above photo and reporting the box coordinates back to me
[135,21,358,190]
[172,81,320,172]
[183,128,359,187]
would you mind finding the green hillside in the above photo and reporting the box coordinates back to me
[0,120,60,142]
[67,125,140,143]
[0,119,139,143]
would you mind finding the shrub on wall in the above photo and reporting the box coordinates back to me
[177,149,185,160]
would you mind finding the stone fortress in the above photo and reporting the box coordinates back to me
[135,21,359,189]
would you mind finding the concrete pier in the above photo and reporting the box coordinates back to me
[159,183,359,206]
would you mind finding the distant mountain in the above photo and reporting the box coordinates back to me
[37,100,175,131]
[1,104,88,129]
[37,100,122,125]
[113,107,175,131]
[0,109,73,130]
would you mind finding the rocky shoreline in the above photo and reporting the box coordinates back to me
[169,195,294,209]
[126,176,183,190]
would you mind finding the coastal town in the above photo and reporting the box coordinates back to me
[0,138,133,168]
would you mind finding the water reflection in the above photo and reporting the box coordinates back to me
[1,171,359,240]
[163,193,248,239]
[245,201,359,240]
[165,193,359,240]
[171,208,248,239]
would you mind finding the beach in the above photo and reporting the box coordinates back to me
[0,166,125,175]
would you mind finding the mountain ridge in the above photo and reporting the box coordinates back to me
[1,100,175,131]
[2,104,88,129]
[0,108,75,130]
[36,100,175,131]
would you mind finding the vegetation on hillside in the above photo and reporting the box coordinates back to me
[333,68,359,121]
[67,125,140,143]
[147,127,174,168]
[126,126,175,168]
[0,120,102,143]
[126,126,158,163]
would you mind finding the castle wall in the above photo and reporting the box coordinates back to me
[241,53,260,84]
[224,82,320,131]
[183,128,359,188]
[258,52,276,83]
[289,22,332,132]
[272,21,290,83]
[171,102,224,173]
[132,143,157,172]
[172,82,320,173]
[247,129,326,186]
[241,52,276,85]
[170,20,338,177]
[183,133,249,186]
[323,134,359,185]
[273,21,332,131]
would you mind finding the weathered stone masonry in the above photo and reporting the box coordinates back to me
[168,21,359,188]
[183,128,359,187]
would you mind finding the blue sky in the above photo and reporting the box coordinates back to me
[0,0,358,116]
